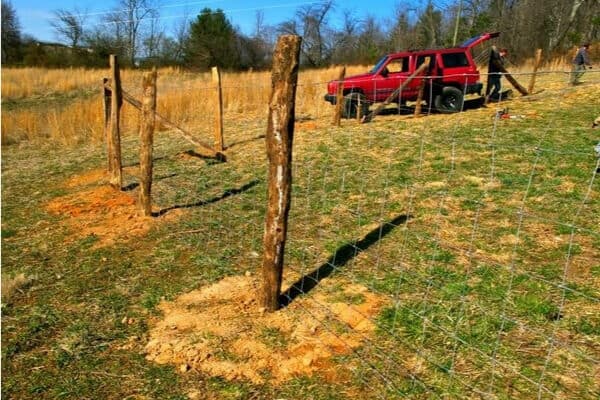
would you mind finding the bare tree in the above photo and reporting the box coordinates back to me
[107,0,158,66]
[50,9,86,48]
[279,1,334,67]
[1,0,21,63]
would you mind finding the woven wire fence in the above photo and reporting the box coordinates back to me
[117,68,599,398]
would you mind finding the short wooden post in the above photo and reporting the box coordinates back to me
[528,48,543,94]
[356,95,363,122]
[139,68,157,217]
[333,66,345,126]
[102,77,112,171]
[109,55,123,189]
[212,66,224,152]
[414,77,427,117]
[261,35,301,312]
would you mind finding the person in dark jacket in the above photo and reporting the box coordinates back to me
[486,47,507,102]
[570,43,592,85]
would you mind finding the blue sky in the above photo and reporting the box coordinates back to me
[13,0,424,43]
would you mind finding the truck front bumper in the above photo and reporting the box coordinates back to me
[324,93,337,105]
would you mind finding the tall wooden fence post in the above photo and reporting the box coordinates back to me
[109,55,123,189]
[261,35,301,312]
[528,48,543,94]
[333,66,345,127]
[102,77,112,172]
[414,77,427,117]
[139,68,157,217]
[212,66,224,152]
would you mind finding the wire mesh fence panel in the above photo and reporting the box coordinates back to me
[109,68,600,398]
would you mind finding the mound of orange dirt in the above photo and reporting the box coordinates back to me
[144,275,388,384]
[45,169,179,247]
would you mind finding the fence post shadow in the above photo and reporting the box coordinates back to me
[279,214,411,307]
[152,179,260,217]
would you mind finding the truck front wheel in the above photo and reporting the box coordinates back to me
[434,87,464,113]
[342,93,369,119]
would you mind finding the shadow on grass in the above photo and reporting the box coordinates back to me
[122,173,178,192]
[375,96,489,117]
[279,214,411,307]
[153,179,260,217]
[225,135,266,151]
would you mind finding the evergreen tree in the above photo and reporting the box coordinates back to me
[184,8,240,69]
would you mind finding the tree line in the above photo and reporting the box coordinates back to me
[2,0,598,69]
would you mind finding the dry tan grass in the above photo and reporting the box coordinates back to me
[1,65,367,146]
[1,273,34,303]
[0,59,578,146]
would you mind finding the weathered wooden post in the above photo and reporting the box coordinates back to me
[102,77,112,172]
[414,77,427,117]
[139,68,157,217]
[356,95,363,122]
[212,66,224,152]
[333,66,345,126]
[528,49,543,94]
[261,35,301,312]
[109,55,123,189]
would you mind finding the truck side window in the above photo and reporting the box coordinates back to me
[387,57,410,74]
[441,53,469,68]
[416,55,435,74]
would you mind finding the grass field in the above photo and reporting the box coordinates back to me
[2,64,599,399]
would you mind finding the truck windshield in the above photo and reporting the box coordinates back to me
[369,56,388,74]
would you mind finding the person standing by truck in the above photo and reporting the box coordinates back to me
[486,46,507,102]
[570,43,592,85]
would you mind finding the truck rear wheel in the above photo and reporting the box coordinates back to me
[342,93,368,119]
[434,87,464,113]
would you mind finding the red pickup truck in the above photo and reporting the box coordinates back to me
[325,32,499,117]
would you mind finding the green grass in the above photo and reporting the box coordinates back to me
[2,79,599,399]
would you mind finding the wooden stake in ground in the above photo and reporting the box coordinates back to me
[261,35,301,312]
[333,66,345,127]
[139,68,157,217]
[494,60,528,96]
[109,55,123,189]
[212,66,224,152]
[362,62,429,123]
[528,49,543,94]
[102,77,112,172]
[414,76,427,117]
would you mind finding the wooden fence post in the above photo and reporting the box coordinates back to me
[212,66,224,152]
[528,49,543,94]
[102,77,112,172]
[109,55,123,189]
[261,35,301,312]
[333,66,345,127]
[414,77,427,117]
[139,68,157,217]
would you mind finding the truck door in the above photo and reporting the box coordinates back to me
[415,54,437,99]
[372,55,411,102]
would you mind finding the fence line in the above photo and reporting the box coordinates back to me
[97,54,600,398]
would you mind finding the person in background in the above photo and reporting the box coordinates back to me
[570,43,592,85]
[486,47,508,102]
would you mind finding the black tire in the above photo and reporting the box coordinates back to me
[342,93,369,119]
[434,86,464,113]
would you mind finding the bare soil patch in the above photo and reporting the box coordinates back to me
[46,169,181,247]
[145,274,388,384]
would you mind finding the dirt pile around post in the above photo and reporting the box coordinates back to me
[144,274,388,384]
[45,168,181,247]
